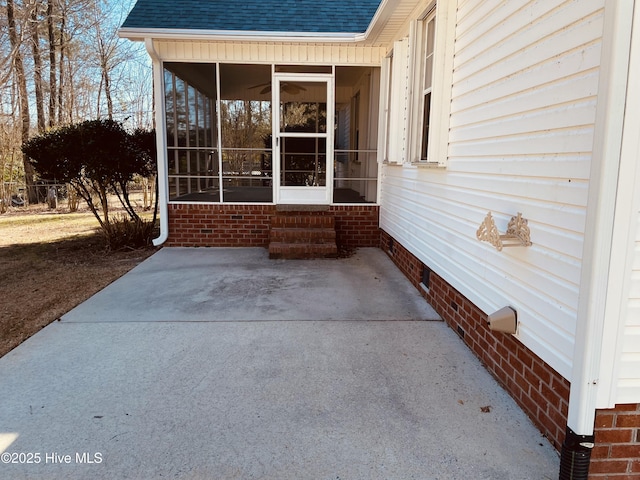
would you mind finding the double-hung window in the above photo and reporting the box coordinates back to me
[419,11,436,162]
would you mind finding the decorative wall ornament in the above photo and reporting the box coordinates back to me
[476,212,532,251]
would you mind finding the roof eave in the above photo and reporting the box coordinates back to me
[118,27,366,43]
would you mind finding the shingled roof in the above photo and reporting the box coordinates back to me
[121,0,383,34]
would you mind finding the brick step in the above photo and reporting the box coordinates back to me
[268,213,338,259]
[268,242,338,259]
[270,215,335,229]
[270,227,336,244]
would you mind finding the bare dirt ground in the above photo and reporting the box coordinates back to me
[0,201,157,358]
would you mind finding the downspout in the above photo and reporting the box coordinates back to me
[145,38,169,246]
[560,0,633,478]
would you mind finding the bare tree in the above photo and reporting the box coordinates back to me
[0,0,153,206]
[53,0,102,123]
[57,2,66,124]
[118,56,154,129]
[95,19,115,120]
[7,0,37,203]
[47,0,57,127]
[29,0,46,132]
[91,0,138,121]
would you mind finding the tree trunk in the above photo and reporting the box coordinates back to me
[30,1,46,133]
[67,56,75,123]
[47,0,57,127]
[57,12,65,124]
[7,0,37,203]
[103,65,113,120]
[95,23,114,121]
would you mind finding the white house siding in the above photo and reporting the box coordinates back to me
[613,4,640,403]
[380,0,605,380]
[619,216,640,401]
[153,40,387,66]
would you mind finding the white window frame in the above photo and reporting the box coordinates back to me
[379,54,392,164]
[409,1,456,167]
[418,11,436,162]
[380,38,410,165]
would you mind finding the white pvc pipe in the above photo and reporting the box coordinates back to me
[145,38,169,247]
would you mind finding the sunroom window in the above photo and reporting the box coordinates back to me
[164,63,272,202]
[219,64,273,202]
[164,63,218,202]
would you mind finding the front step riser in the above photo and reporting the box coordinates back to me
[268,243,338,259]
[269,214,338,259]
[270,229,336,244]
[270,217,335,229]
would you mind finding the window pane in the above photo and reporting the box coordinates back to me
[175,78,187,147]
[424,58,433,91]
[220,100,272,148]
[188,85,197,147]
[334,66,379,203]
[163,63,220,202]
[426,17,435,56]
[219,64,273,202]
[280,137,326,186]
[421,92,431,160]
[164,70,175,147]
[167,150,177,175]
[421,15,436,161]
[424,17,435,90]
[220,64,272,149]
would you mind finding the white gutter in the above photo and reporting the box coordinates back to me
[567,0,634,436]
[120,27,366,43]
[145,38,169,247]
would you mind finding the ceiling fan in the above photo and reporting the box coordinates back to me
[248,82,307,95]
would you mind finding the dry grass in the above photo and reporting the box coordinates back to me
[0,201,158,358]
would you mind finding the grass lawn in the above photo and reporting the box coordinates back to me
[0,202,158,358]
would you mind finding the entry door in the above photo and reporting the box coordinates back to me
[274,74,334,204]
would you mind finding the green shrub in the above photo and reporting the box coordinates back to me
[100,215,157,251]
[22,120,157,249]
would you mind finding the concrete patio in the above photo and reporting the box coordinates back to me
[0,247,559,479]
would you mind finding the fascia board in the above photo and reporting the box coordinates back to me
[118,27,365,43]
[361,0,395,42]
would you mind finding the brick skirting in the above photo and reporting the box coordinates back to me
[166,203,380,249]
[591,404,640,478]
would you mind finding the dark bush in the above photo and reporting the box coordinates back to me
[100,215,157,251]
[22,119,157,249]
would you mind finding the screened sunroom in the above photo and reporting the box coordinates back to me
[163,63,380,205]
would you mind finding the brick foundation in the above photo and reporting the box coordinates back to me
[591,404,640,478]
[166,203,380,249]
[380,230,640,478]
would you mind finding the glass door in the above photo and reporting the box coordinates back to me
[274,74,334,204]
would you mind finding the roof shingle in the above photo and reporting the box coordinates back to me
[122,0,382,34]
